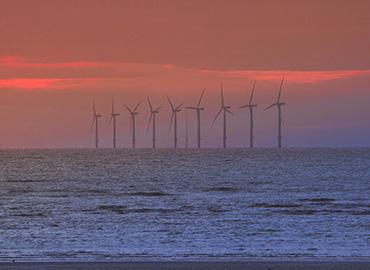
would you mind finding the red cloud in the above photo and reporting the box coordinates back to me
[0,78,88,90]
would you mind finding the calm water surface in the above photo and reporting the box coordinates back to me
[0,148,369,261]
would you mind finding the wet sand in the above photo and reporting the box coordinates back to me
[0,261,369,270]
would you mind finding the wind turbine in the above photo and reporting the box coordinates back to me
[239,81,257,148]
[124,101,142,148]
[109,99,120,148]
[91,102,102,148]
[167,95,184,148]
[187,88,205,148]
[212,83,232,148]
[265,78,286,148]
[147,97,161,149]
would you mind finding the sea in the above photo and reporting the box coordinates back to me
[0,148,369,261]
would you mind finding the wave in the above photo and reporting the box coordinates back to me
[204,187,240,192]
[278,209,317,215]
[7,188,35,194]
[126,191,170,197]
[279,209,370,216]
[250,203,302,208]
[207,205,227,213]
[350,210,370,215]
[12,212,47,218]
[97,205,128,214]
[76,189,110,194]
[300,198,335,203]
[131,208,178,214]
[332,202,370,209]
[6,179,44,183]
[88,204,179,215]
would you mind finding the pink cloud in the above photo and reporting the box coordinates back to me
[0,56,104,68]
[1,55,369,90]
[200,69,370,83]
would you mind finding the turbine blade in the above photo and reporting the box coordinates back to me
[176,103,184,110]
[221,82,224,107]
[277,77,284,102]
[111,98,114,114]
[93,102,96,115]
[166,95,175,110]
[155,106,161,111]
[265,103,277,111]
[134,100,142,112]
[124,104,133,114]
[212,108,223,125]
[226,109,233,115]
[169,112,175,133]
[239,104,249,109]
[197,88,206,107]
[147,97,153,111]
[90,117,96,131]
[249,81,256,105]
[186,106,198,110]
[146,113,153,134]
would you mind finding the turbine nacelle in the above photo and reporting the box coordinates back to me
[212,84,232,125]
[187,88,206,148]
[265,78,286,148]
[239,81,258,110]
[239,104,257,109]
[166,95,183,112]
[172,108,182,113]
[166,95,183,134]
[265,102,286,111]
[92,102,102,118]
[147,98,161,137]
[147,97,161,114]
[124,101,142,116]
[187,88,206,111]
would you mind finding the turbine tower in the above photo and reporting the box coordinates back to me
[212,83,232,148]
[265,78,286,148]
[187,88,205,148]
[147,97,161,149]
[91,102,102,148]
[167,95,184,148]
[239,81,257,148]
[109,99,120,148]
[124,101,142,148]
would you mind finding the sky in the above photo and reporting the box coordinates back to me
[0,0,369,148]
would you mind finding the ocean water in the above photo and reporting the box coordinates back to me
[0,148,369,261]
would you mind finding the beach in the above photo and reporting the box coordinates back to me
[1,261,370,270]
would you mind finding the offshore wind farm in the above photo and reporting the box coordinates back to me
[91,80,287,149]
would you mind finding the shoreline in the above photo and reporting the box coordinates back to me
[1,261,370,270]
